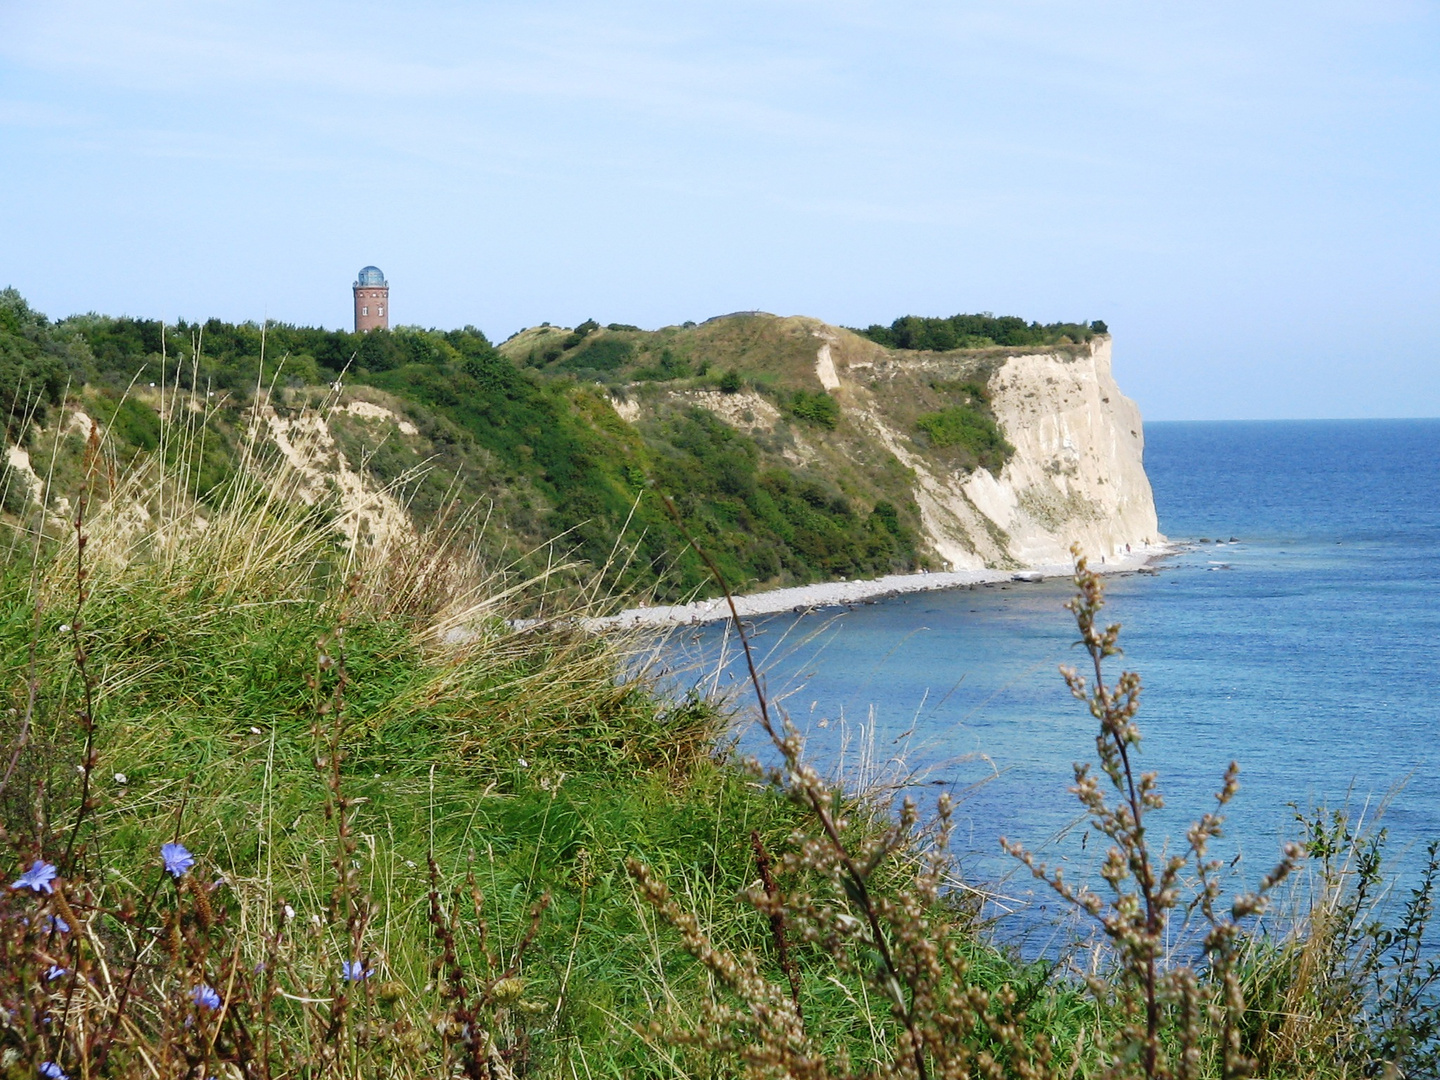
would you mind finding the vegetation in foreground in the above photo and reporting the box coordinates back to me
[0,387,1436,1079]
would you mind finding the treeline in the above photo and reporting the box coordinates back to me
[856,312,1107,351]
[0,290,921,600]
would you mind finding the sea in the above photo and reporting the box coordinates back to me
[663,419,1440,936]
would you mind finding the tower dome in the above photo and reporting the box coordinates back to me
[353,266,390,332]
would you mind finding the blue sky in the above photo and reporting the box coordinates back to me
[1,0,1436,419]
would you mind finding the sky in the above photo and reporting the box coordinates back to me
[1,1,1436,420]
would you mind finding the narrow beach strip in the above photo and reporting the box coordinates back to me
[588,543,1172,631]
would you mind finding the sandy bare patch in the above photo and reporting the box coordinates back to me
[343,399,419,435]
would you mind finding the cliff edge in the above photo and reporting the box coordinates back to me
[0,292,1161,605]
[823,331,1161,569]
[599,317,1164,575]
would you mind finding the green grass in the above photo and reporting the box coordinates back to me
[7,563,728,1064]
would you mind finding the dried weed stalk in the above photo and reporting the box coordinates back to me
[1003,548,1301,1079]
[628,506,1064,1080]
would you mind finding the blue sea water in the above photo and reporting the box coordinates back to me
[667,419,1440,920]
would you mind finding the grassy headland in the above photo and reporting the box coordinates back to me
[0,292,1094,607]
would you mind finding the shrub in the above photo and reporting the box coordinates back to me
[0,288,72,440]
[788,388,839,429]
[914,404,1013,474]
[560,319,600,350]
[632,346,689,382]
[561,335,634,372]
[94,396,161,452]
[0,459,30,515]
[855,312,1098,351]
[717,370,743,394]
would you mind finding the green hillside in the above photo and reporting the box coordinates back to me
[0,290,1065,605]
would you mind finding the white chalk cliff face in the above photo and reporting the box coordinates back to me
[973,337,1162,567]
[838,335,1163,570]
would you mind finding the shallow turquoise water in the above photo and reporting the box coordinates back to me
[666,419,1440,920]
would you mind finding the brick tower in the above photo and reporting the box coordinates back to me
[353,266,389,332]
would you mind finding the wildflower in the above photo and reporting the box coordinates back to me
[57,624,70,634]
[45,966,66,982]
[516,757,528,769]
[12,861,57,894]
[341,960,369,982]
[191,984,221,1010]
[113,773,127,785]
[45,915,69,934]
[40,1063,67,1080]
[161,842,194,878]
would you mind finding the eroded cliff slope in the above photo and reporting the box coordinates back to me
[597,316,1163,573]
[836,332,1161,569]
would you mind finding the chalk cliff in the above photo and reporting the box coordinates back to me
[635,319,1164,573]
[829,333,1161,569]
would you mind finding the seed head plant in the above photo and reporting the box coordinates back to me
[1003,547,1302,1079]
[629,505,1067,1079]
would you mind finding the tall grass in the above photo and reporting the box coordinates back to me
[0,391,802,1077]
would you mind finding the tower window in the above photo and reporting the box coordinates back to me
[362,306,369,316]
[378,307,384,317]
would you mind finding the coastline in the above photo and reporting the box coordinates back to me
[587,543,1173,631]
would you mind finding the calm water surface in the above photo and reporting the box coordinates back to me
[666,420,1440,919]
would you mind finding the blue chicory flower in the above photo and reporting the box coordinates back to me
[39,1063,67,1080]
[11,860,58,894]
[45,965,66,982]
[46,915,70,934]
[191,983,222,1010]
[161,843,194,879]
[341,960,369,982]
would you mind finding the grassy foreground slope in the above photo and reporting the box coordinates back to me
[0,423,1095,1078]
